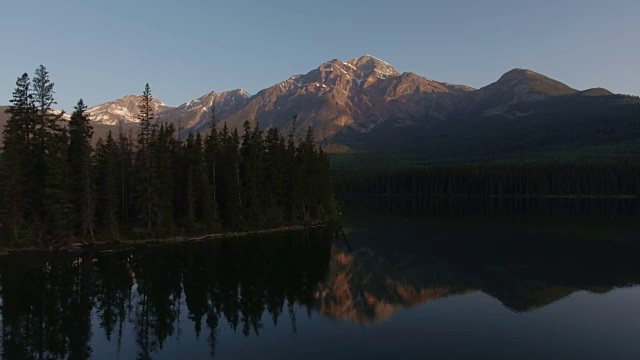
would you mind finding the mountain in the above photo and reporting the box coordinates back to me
[467,68,578,116]
[87,95,173,125]
[3,55,638,163]
[156,89,250,132]
[71,55,474,141]
[219,55,474,140]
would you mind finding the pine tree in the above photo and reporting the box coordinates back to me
[94,132,120,240]
[297,126,318,221]
[116,125,135,226]
[216,124,243,230]
[146,123,176,236]
[193,133,217,231]
[240,121,265,229]
[181,133,216,233]
[42,125,71,241]
[263,127,286,226]
[1,73,36,244]
[203,109,220,230]
[316,146,338,220]
[284,115,303,223]
[68,99,95,241]
[135,83,155,235]
[137,83,154,149]
[32,65,71,242]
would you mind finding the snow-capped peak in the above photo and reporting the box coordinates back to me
[86,95,171,125]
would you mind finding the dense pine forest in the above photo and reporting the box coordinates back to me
[0,67,337,248]
[335,162,640,200]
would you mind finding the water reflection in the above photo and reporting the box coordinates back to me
[1,200,640,359]
[0,230,332,360]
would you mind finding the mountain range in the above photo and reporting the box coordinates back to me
[2,55,639,164]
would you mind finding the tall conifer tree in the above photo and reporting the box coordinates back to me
[1,73,36,244]
[68,99,95,241]
[32,65,71,242]
[94,132,120,240]
[135,83,155,234]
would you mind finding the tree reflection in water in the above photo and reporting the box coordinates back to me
[2,202,640,359]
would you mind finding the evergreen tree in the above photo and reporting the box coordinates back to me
[31,65,62,213]
[284,115,303,223]
[240,121,265,229]
[297,126,319,221]
[116,126,135,226]
[263,127,287,226]
[32,65,71,242]
[137,83,154,149]
[316,146,338,220]
[68,99,95,241]
[181,133,216,232]
[135,83,156,235]
[42,123,71,241]
[1,73,36,244]
[94,132,120,240]
[203,109,220,231]
[217,124,243,230]
[146,123,176,236]
[193,133,217,230]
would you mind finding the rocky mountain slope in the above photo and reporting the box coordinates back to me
[156,89,250,132]
[467,68,578,116]
[86,95,172,125]
[219,55,475,140]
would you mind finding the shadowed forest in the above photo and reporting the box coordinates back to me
[335,162,640,200]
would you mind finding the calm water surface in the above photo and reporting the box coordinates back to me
[1,199,640,359]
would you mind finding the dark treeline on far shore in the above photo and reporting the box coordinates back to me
[0,66,337,248]
[335,162,640,199]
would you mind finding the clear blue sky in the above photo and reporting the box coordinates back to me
[1,0,638,111]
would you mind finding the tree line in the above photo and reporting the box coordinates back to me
[335,162,640,199]
[0,66,337,248]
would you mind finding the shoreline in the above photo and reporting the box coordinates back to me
[343,194,639,199]
[0,224,328,257]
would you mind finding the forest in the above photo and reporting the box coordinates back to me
[335,162,640,200]
[0,66,337,248]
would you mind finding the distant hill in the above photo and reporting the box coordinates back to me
[465,68,578,116]
[332,92,640,167]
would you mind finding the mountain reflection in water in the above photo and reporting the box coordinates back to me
[1,199,640,359]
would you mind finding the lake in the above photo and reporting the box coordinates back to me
[1,198,640,359]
